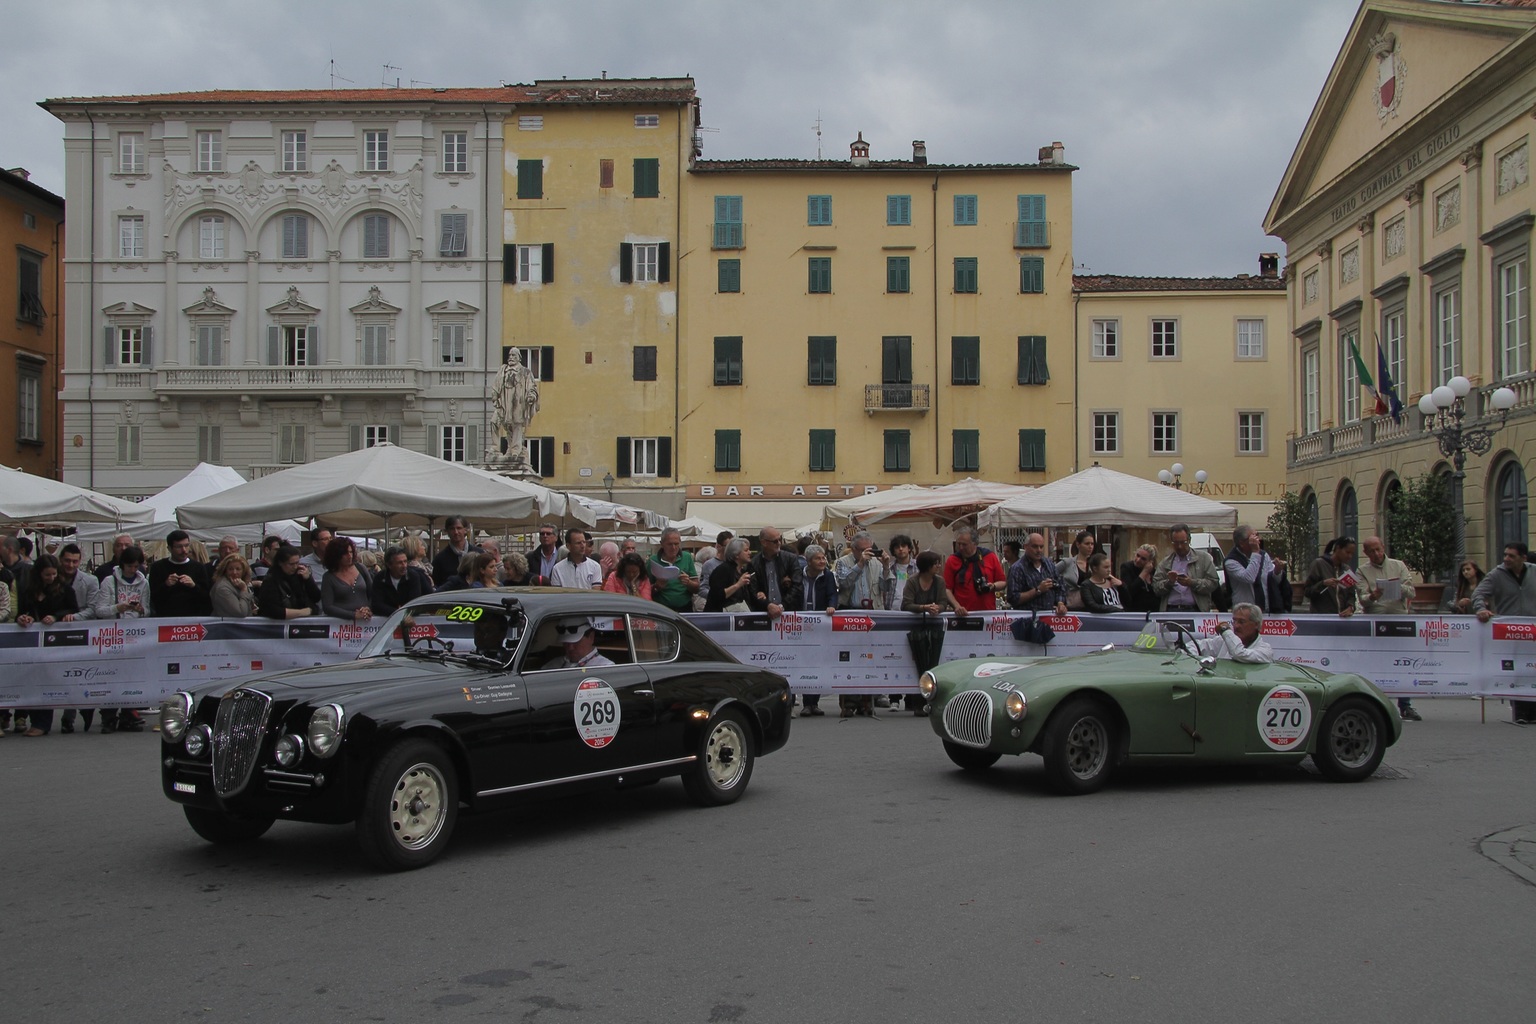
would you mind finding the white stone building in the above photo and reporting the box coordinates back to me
[43,88,517,495]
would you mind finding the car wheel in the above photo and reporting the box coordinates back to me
[183,806,274,844]
[943,741,1002,772]
[1312,698,1387,782]
[356,738,460,871]
[682,709,755,807]
[1040,696,1116,795]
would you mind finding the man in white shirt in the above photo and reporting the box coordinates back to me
[542,618,615,670]
[551,529,603,589]
[1194,603,1275,664]
[300,527,334,583]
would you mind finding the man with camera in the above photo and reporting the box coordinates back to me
[1005,532,1069,616]
[834,531,889,611]
[946,526,1010,613]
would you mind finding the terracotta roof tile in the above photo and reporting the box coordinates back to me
[1073,273,1286,292]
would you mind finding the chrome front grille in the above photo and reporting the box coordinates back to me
[942,690,993,747]
[212,689,271,798]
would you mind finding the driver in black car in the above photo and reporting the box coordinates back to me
[1193,602,1275,664]
[473,613,511,661]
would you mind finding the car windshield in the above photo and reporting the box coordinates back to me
[360,601,525,666]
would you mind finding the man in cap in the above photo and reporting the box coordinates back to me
[542,617,616,670]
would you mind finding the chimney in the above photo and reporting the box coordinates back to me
[1038,142,1065,165]
[1260,252,1280,278]
[850,131,870,166]
[912,140,927,166]
[5,167,30,181]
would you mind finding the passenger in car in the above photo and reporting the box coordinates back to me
[542,618,615,670]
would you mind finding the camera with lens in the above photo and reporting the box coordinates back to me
[870,546,883,558]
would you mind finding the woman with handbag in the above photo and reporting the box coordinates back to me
[1055,531,1096,612]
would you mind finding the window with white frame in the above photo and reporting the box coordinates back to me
[515,244,544,283]
[1340,326,1361,423]
[17,251,43,324]
[117,424,141,465]
[16,359,41,443]
[198,425,222,464]
[439,213,468,258]
[524,438,550,476]
[634,114,660,128]
[117,326,144,365]
[1382,306,1407,396]
[281,214,309,259]
[1091,319,1119,358]
[1498,253,1530,380]
[281,130,307,172]
[362,213,391,258]
[363,424,390,448]
[199,215,226,259]
[195,324,224,366]
[279,424,307,464]
[118,132,144,174]
[515,346,543,378]
[1238,412,1265,454]
[630,437,659,477]
[118,215,144,258]
[518,115,543,131]
[282,325,310,367]
[1303,347,1320,434]
[440,322,466,365]
[1237,319,1265,359]
[363,129,389,172]
[1151,319,1178,359]
[1152,412,1178,454]
[632,243,660,283]
[196,130,222,173]
[442,130,469,173]
[1092,412,1120,455]
[440,424,467,463]
[361,323,390,366]
[1435,283,1462,382]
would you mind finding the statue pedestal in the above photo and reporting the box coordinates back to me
[482,455,541,482]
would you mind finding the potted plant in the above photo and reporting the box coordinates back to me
[1265,489,1316,604]
[1385,473,1462,610]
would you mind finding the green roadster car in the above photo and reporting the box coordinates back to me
[918,621,1402,794]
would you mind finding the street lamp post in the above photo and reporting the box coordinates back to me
[1157,463,1209,494]
[603,471,615,503]
[1417,375,1517,565]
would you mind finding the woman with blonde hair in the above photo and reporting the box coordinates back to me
[210,553,258,616]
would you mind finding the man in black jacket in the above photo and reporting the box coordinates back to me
[256,545,322,619]
[149,530,213,617]
[432,516,481,587]
[371,545,435,616]
[747,527,803,620]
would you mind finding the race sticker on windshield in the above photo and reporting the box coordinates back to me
[1256,685,1312,750]
[971,662,1027,678]
[574,677,621,748]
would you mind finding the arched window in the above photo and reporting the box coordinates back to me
[1338,482,1359,563]
[1380,476,1402,548]
[1495,461,1529,555]
[1305,490,1320,565]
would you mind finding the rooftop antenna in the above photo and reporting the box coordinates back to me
[329,58,354,89]
[409,79,436,88]
[382,63,402,88]
[813,111,823,159]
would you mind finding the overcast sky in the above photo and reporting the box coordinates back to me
[3,0,1361,277]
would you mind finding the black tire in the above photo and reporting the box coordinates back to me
[682,709,755,806]
[184,806,274,844]
[355,738,460,871]
[943,741,1002,772]
[1312,698,1387,782]
[1040,696,1117,795]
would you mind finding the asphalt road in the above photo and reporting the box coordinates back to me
[3,697,1533,1024]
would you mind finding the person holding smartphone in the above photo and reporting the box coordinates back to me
[92,546,153,733]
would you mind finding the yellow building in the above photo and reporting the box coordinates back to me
[500,79,698,511]
[678,136,1076,527]
[1072,264,1289,527]
[1266,0,1536,567]
[1,167,63,478]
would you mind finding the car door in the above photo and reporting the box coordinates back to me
[1117,658,1197,756]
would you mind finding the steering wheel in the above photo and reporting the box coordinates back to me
[1161,620,1198,658]
[409,633,453,654]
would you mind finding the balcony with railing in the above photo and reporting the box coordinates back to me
[158,365,421,394]
[864,383,931,413]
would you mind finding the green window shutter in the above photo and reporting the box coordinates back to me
[619,242,633,283]
[1017,336,1050,385]
[502,243,517,284]
[713,195,743,248]
[634,346,657,381]
[883,429,911,472]
[886,194,911,225]
[808,257,831,293]
[809,429,836,472]
[1019,256,1045,294]
[952,429,980,473]
[633,158,659,198]
[951,336,980,385]
[1017,195,1047,247]
[542,242,555,283]
[717,258,741,293]
[886,256,910,294]
[954,194,978,225]
[1019,429,1046,472]
[807,195,832,225]
[954,257,978,293]
[808,336,836,385]
[715,429,741,472]
[714,336,742,385]
[517,159,543,199]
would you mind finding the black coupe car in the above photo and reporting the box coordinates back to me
[159,590,793,869]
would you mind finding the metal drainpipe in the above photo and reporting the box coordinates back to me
[1072,285,1081,474]
[52,209,64,479]
[481,105,492,465]
[85,107,97,489]
[931,171,941,475]
[673,103,684,501]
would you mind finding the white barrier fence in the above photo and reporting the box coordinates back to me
[1,611,1534,709]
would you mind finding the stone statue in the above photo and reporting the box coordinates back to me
[491,349,539,468]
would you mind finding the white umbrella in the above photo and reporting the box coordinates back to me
[979,465,1238,532]
[0,464,156,527]
[176,444,593,532]
[819,484,927,531]
[850,478,1036,528]
[570,494,671,531]
[76,463,304,545]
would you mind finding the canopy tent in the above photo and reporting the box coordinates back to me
[848,478,1037,528]
[76,463,303,546]
[978,465,1238,532]
[0,465,156,527]
[569,494,671,532]
[819,485,926,530]
[175,444,593,532]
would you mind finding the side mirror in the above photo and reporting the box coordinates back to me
[1198,656,1217,673]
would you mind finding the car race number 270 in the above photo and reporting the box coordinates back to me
[574,677,621,748]
[1256,685,1312,750]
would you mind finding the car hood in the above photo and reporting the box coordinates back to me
[187,654,482,707]
[939,648,1160,688]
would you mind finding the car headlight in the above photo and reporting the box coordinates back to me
[1005,691,1028,721]
[274,734,305,768]
[307,704,346,759]
[184,725,210,758]
[159,692,193,741]
[918,671,937,698]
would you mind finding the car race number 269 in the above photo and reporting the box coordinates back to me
[574,677,621,748]
[1256,685,1312,750]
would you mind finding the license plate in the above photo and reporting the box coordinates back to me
[173,781,196,794]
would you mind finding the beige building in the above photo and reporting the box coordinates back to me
[1266,0,1536,568]
[679,136,1076,527]
[1072,263,1289,528]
